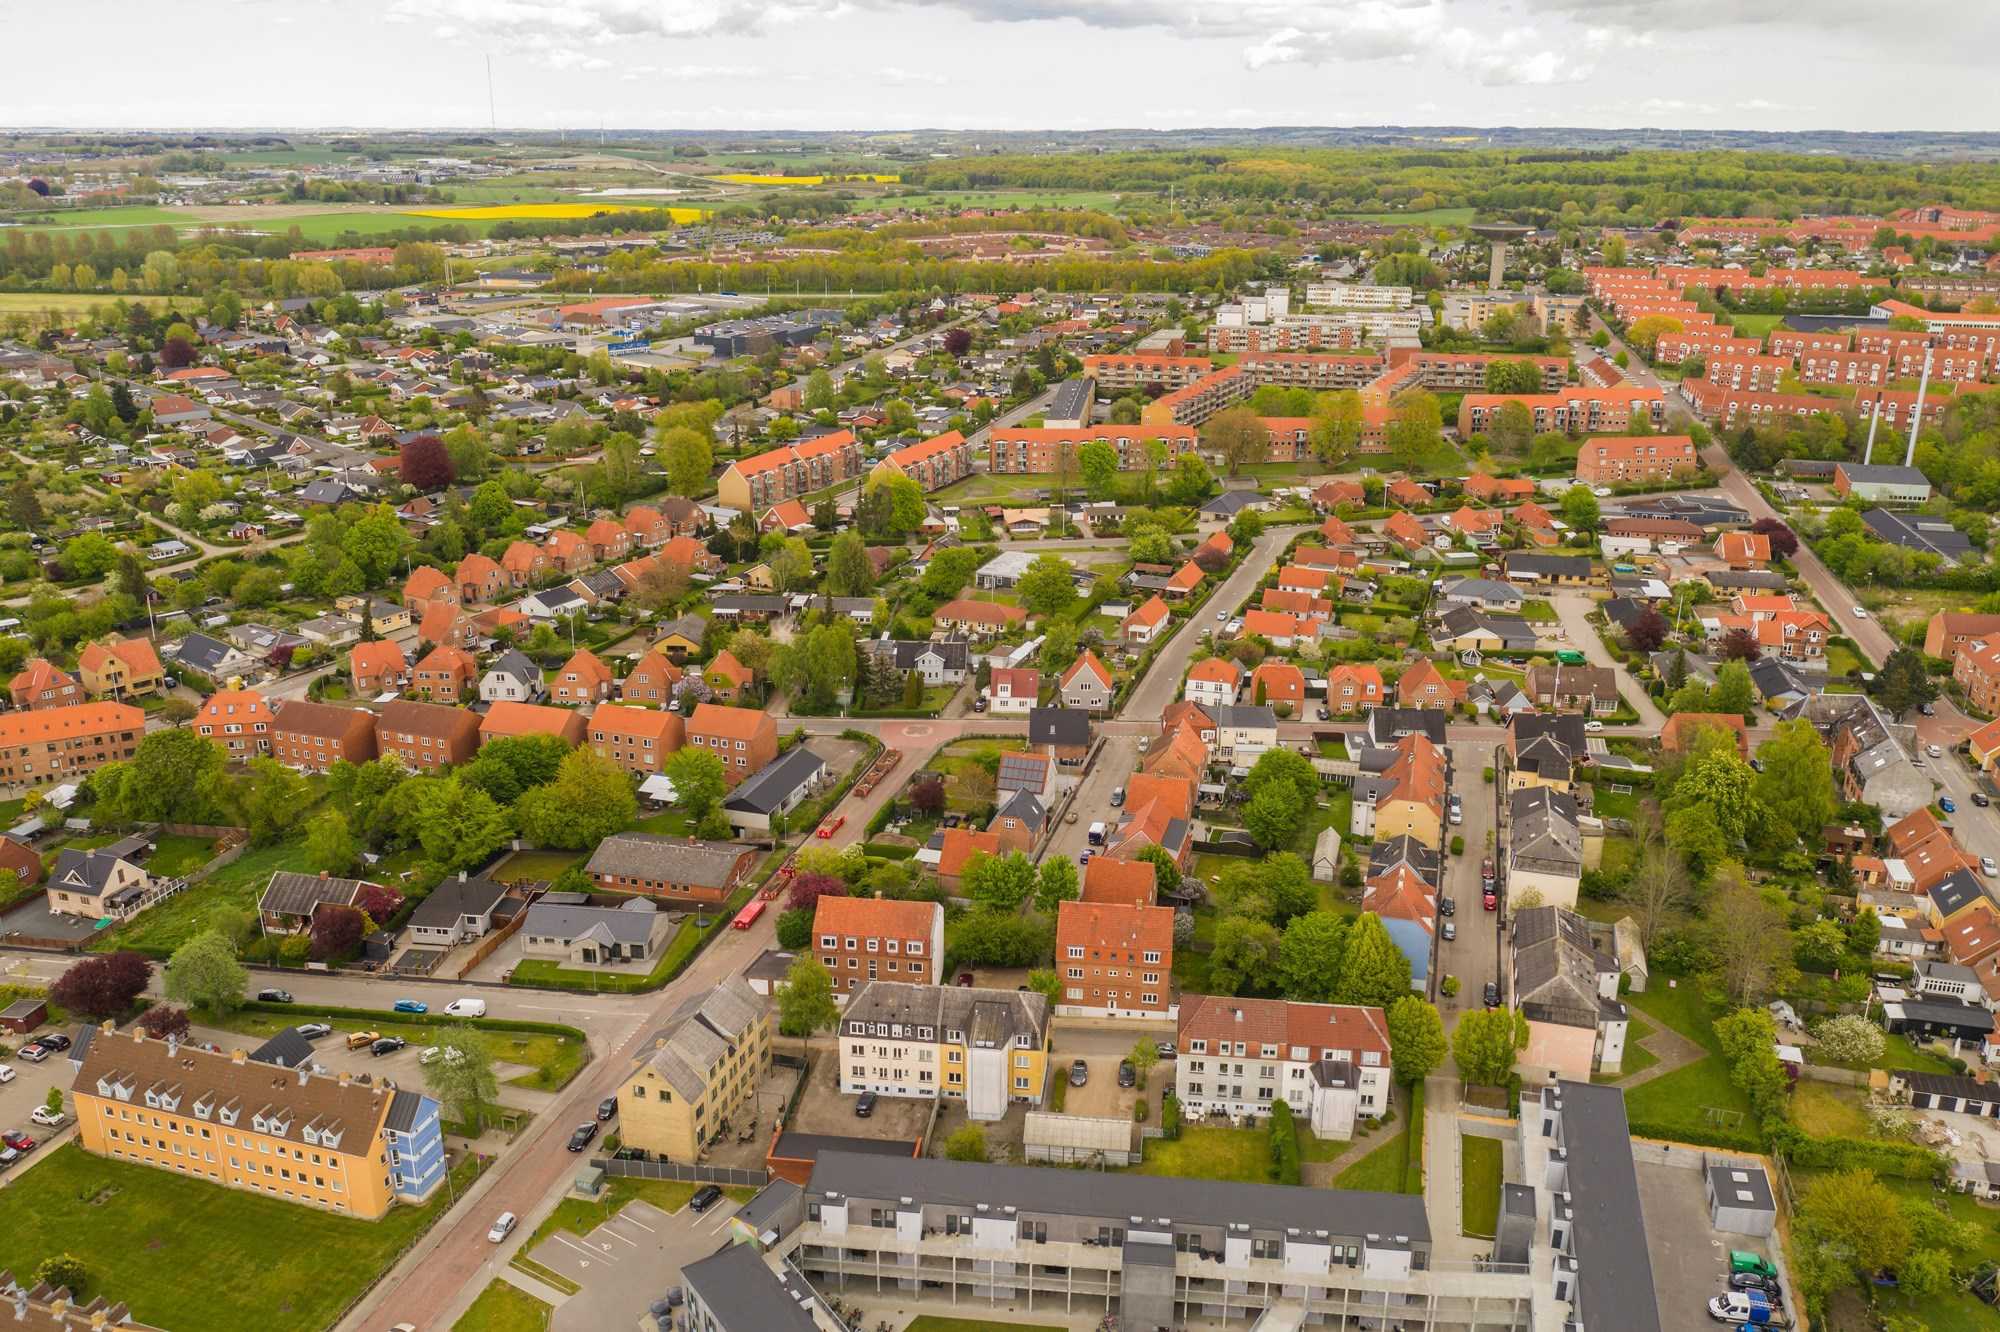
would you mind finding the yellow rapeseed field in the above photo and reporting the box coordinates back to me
[711,173,901,186]
[408,204,709,223]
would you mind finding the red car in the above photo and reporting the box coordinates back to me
[816,816,846,839]
[1482,889,1498,911]
[3,1131,37,1152]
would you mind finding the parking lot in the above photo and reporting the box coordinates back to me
[1635,1158,1785,1332]
[788,1041,933,1142]
[524,1191,749,1332]
[0,1022,82,1166]
[1057,1051,1139,1120]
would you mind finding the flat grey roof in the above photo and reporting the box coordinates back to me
[808,1150,1430,1243]
[681,1238,818,1332]
[1553,1081,1662,1332]
[1706,1162,1776,1213]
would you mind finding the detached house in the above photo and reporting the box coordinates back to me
[349,640,408,696]
[986,667,1041,715]
[552,648,614,705]
[76,637,165,701]
[194,689,272,759]
[1059,651,1115,714]
[478,649,544,704]
[410,645,476,703]
[1184,656,1243,710]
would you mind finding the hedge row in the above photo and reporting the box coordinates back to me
[1403,1081,1427,1195]
[238,998,586,1043]
[1784,1132,1946,1183]
[1626,1118,1762,1153]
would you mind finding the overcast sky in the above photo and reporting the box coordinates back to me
[6,0,1995,132]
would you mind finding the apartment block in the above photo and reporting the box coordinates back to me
[986,425,1197,475]
[686,703,778,786]
[617,978,771,1164]
[1055,900,1174,1019]
[872,430,974,491]
[838,981,1050,1120]
[375,699,481,771]
[270,700,378,772]
[0,702,143,786]
[716,432,865,513]
[1173,994,1392,1141]
[1703,354,1791,393]
[587,702,684,774]
[194,689,273,759]
[1574,435,1699,485]
[1078,354,1214,392]
[815,896,944,995]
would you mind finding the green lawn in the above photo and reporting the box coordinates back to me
[1131,1126,1271,1183]
[1593,1013,1660,1084]
[1791,1081,1871,1138]
[452,1280,550,1332]
[0,1143,480,1332]
[95,841,317,957]
[488,849,585,884]
[1460,1135,1503,1237]
[1621,985,1756,1139]
[211,1004,588,1093]
[143,833,225,879]
[1330,207,1477,227]
[509,876,760,993]
[1330,1129,1411,1192]
[1586,781,1641,823]
[1823,642,1865,679]
[1722,313,1785,339]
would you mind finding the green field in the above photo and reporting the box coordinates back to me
[1621,985,1757,1139]
[870,189,1135,211]
[1723,313,1786,338]
[1460,1135,1503,1237]
[4,205,504,242]
[5,204,191,229]
[0,1142,480,1332]
[452,1280,550,1332]
[1331,208,1478,228]
[209,1003,589,1094]
[1330,1128,1411,1192]
[0,292,201,318]
[95,842,314,957]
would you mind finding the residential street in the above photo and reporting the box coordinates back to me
[1438,738,1503,1017]
[1550,591,1667,730]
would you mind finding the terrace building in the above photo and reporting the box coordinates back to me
[815,896,945,996]
[716,432,865,513]
[1172,995,1392,1140]
[0,702,143,786]
[838,981,1051,1120]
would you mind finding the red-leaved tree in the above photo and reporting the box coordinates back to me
[943,328,972,357]
[399,434,454,490]
[158,338,195,369]
[1719,627,1763,662]
[309,905,368,962]
[1624,605,1670,654]
[1750,517,1799,560]
[355,882,405,925]
[50,951,152,1019]
[785,872,847,916]
[908,774,946,817]
[138,1005,192,1041]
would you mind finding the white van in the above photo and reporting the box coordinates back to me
[443,997,487,1018]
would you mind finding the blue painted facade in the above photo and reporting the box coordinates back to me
[384,1091,446,1202]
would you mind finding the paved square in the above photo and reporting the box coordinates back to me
[529,1195,747,1331]
[1635,1159,1781,1332]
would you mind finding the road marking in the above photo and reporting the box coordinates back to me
[551,1233,608,1263]
[707,1211,735,1235]
[620,1210,657,1234]
[602,1225,641,1247]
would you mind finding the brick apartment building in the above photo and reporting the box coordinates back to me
[1574,435,1699,485]
[270,700,378,772]
[587,703,685,774]
[194,690,273,759]
[814,896,945,995]
[1954,637,2000,716]
[1055,900,1175,1019]
[375,699,481,771]
[9,658,81,711]
[986,425,1198,474]
[686,704,777,786]
[872,430,974,491]
[0,702,143,786]
[715,432,864,513]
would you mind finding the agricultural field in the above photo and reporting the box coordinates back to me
[870,189,1135,211]
[0,292,200,318]
[1330,207,1478,228]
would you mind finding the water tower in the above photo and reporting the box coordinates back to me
[1469,223,1533,290]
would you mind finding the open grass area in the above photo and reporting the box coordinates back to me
[1722,313,1786,338]
[1791,1081,1871,1138]
[94,841,315,957]
[0,1142,480,1332]
[1460,1135,1503,1237]
[1131,1126,1271,1183]
[0,292,202,318]
[452,1279,551,1332]
[1594,1013,1660,1083]
[142,832,225,879]
[489,849,585,884]
[1586,781,1642,823]
[211,1004,589,1093]
[1330,1128,1411,1192]
[1621,984,1756,1139]
[1823,642,1865,679]
[1330,207,1477,228]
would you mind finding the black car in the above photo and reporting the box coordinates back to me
[689,1184,723,1213]
[1728,1273,1780,1297]
[1975,792,1992,808]
[257,989,294,1003]
[854,1091,876,1119]
[370,1037,407,1057]
[597,1097,618,1122]
[1438,897,1455,917]
[1068,1059,1090,1087]
[1117,1060,1136,1088]
[1483,981,1501,1008]
[567,1122,599,1152]
[34,1034,70,1053]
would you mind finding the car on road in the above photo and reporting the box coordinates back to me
[567,1122,599,1152]
[29,1107,64,1128]
[1976,792,1993,808]
[1985,858,1999,878]
[1583,720,1605,733]
[3,1131,37,1152]
[1216,609,1229,621]
[1442,921,1457,942]
[392,999,427,1014]
[1439,896,1455,917]
[487,1212,517,1243]
[443,998,487,1018]
[1483,888,1498,911]
[1921,703,1936,717]
[1941,797,1957,813]
[1077,850,1093,866]
[1852,606,1869,618]
[0,1066,15,1083]
[1483,982,1501,1008]
[371,1037,407,1057]
[816,816,846,839]
[296,1023,332,1040]
[1481,858,1496,885]
[1117,1060,1136,1088]
[854,1092,876,1119]
[1069,1059,1090,1087]
[597,1097,618,1121]
[1448,795,1463,825]
[1928,743,1943,758]
[689,1184,723,1213]
[1110,787,1125,807]
[257,989,294,1003]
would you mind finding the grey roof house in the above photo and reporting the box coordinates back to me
[722,745,831,834]
[406,872,512,948]
[521,897,675,966]
[478,649,545,704]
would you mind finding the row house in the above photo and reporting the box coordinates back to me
[9,658,81,711]
[584,518,632,563]
[1798,350,1890,387]
[195,690,272,759]
[715,431,864,513]
[1704,354,1790,393]
[588,703,685,775]
[1954,636,2000,716]
[872,430,974,491]
[0,702,144,786]
[348,640,408,696]
[270,700,378,772]
[375,700,480,771]
[409,646,476,703]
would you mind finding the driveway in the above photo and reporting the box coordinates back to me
[1038,733,1138,867]
[1550,592,1666,730]
[522,1193,748,1332]
[1056,1054,1134,1120]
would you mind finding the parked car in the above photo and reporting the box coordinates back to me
[1974,792,1992,807]
[1851,606,1868,618]
[371,1037,407,1057]
[972,696,987,713]
[0,1147,18,1170]
[257,989,294,1003]
[1483,981,1500,1008]
[3,1131,37,1152]
[443,998,487,1018]
[689,1184,723,1214]
[567,1122,599,1152]
[1921,703,1937,716]
[1984,858,1999,878]
[1928,743,1943,758]
[1439,896,1455,917]
[296,1023,332,1040]
[1155,1041,1176,1059]
[1110,787,1125,807]
[1481,858,1495,884]
[392,999,428,1014]
[487,1212,517,1243]
[1069,1059,1090,1087]
[1728,1273,1780,1296]
[1442,921,1457,942]
[1317,706,1331,721]
[1483,888,1498,911]
[854,1092,876,1119]
[0,1066,15,1083]
[29,1107,64,1128]
[1940,796,1957,813]
[1117,1060,1136,1088]
[345,1031,382,1051]
[1583,720,1605,733]
[1730,1251,1779,1280]
[597,1097,618,1121]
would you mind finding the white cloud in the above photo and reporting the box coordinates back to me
[541,48,611,71]
[879,66,948,85]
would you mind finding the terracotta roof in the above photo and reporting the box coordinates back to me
[1124,772,1193,823]
[937,599,1027,627]
[1082,856,1158,907]
[885,430,966,467]
[11,659,74,696]
[349,640,406,676]
[404,566,451,600]
[480,701,583,741]
[376,699,479,741]
[1187,657,1242,685]
[1061,650,1113,690]
[1123,596,1170,630]
[936,827,1002,879]
[1175,994,1391,1058]
[707,650,752,687]
[272,700,370,740]
[687,701,772,742]
[729,431,857,478]
[812,895,941,942]
[1056,900,1173,957]
[197,689,270,725]
[558,648,613,687]
[590,703,684,745]
[0,701,141,746]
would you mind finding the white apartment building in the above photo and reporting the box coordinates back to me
[837,981,1051,1122]
[1305,282,1415,310]
[1173,995,1393,1141]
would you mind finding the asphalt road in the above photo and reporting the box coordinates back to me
[1438,739,1503,1025]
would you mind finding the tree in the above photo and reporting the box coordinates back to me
[460,734,570,805]
[1386,390,1443,470]
[1016,554,1077,618]
[33,1256,87,1298]
[398,434,454,490]
[61,532,121,579]
[865,471,925,537]
[1717,627,1761,663]
[422,1025,499,1132]
[1025,968,1061,1006]
[1488,400,1534,454]
[1077,439,1119,498]
[1200,407,1267,477]
[1452,1006,1528,1086]
[802,368,837,412]
[659,425,714,498]
[1625,314,1684,357]
[1337,913,1414,1008]
[1484,358,1543,395]
[784,872,846,915]
[1560,485,1600,532]
[1749,517,1798,560]
[1034,857,1079,915]
[1208,915,1281,994]
[1128,1037,1159,1090]
[1277,911,1349,1001]
[355,882,404,925]
[944,1125,988,1162]
[777,956,840,1039]
[1310,389,1363,464]
[1794,1169,1912,1301]
[1386,996,1447,1085]
[1623,604,1669,654]
[964,851,1036,913]
[164,928,246,1019]
[1876,646,1937,715]
[768,537,815,594]
[310,905,367,962]
[50,951,151,1019]
[1163,454,1214,507]
[825,531,874,598]
[665,747,727,824]
[1707,874,1793,1005]
[1245,748,1319,812]
[1618,823,1691,950]
[138,1005,192,1041]
[1243,781,1305,850]
[398,776,514,872]
[1753,719,1838,846]
[214,757,313,846]
[516,749,638,849]
[919,546,981,600]
[1812,1013,1885,1065]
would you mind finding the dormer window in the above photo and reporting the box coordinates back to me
[220,1105,240,1127]
[252,1114,268,1133]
